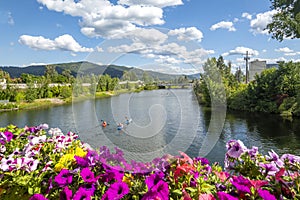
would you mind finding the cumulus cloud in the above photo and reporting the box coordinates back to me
[118,0,183,8]
[210,21,236,31]
[275,47,300,56]
[250,10,277,35]
[275,47,293,53]
[107,40,214,66]
[222,46,259,57]
[168,27,203,42]
[242,12,252,20]
[37,0,179,41]
[19,34,94,52]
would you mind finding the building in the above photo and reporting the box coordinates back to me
[249,60,266,81]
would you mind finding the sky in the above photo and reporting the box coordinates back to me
[1,0,300,75]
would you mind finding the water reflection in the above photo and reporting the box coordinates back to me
[0,89,299,165]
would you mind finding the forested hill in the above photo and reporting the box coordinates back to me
[0,61,192,81]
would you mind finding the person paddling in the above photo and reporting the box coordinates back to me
[102,121,107,127]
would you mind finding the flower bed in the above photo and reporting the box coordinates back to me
[0,124,299,199]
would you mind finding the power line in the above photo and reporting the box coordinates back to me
[243,51,252,83]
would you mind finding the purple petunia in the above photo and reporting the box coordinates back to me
[29,194,48,200]
[217,191,239,200]
[80,167,98,183]
[142,180,169,200]
[60,186,73,200]
[259,162,279,176]
[141,190,163,200]
[258,189,276,200]
[145,171,164,189]
[101,165,124,183]
[4,131,13,142]
[266,150,284,168]
[226,140,247,159]
[75,155,89,168]
[194,157,210,165]
[281,153,300,164]
[101,182,129,200]
[73,184,95,200]
[55,169,73,187]
[231,176,252,194]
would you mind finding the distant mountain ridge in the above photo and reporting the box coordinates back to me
[0,61,197,81]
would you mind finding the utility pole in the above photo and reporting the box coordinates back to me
[244,51,250,83]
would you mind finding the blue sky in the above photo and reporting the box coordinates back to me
[1,0,300,74]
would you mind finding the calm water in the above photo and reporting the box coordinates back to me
[0,89,300,164]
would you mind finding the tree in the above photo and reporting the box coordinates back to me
[45,65,58,82]
[267,0,300,41]
[142,72,153,83]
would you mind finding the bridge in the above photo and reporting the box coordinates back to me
[157,83,192,89]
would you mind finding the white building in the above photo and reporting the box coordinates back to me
[249,60,266,81]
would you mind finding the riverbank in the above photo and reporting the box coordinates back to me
[6,89,144,112]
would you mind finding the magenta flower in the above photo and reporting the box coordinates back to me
[4,131,13,142]
[55,169,73,187]
[60,186,73,200]
[80,167,98,183]
[226,140,247,158]
[29,194,48,200]
[75,155,89,167]
[145,171,164,189]
[194,157,210,165]
[231,176,251,194]
[141,190,163,200]
[102,182,129,200]
[73,185,95,200]
[258,189,276,200]
[142,180,169,200]
[217,192,238,200]
[101,165,124,183]
[151,180,169,199]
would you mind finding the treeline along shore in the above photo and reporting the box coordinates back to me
[0,62,192,111]
[193,57,300,118]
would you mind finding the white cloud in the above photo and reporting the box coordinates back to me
[222,46,259,57]
[118,0,183,8]
[233,18,239,22]
[19,34,94,53]
[96,47,104,52]
[242,12,252,20]
[210,21,236,31]
[37,0,171,40]
[108,40,214,66]
[285,52,297,56]
[250,10,277,35]
[168,27,203,42]
[7,12,14,25]
[275,47,293,53]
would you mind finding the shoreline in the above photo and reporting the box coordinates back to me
[2,89,141,112]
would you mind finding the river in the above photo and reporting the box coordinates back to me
[0,89,300,165]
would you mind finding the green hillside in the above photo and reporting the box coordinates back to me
[0,61,187,81]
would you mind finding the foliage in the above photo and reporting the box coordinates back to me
[0,102,18,110]
[267,0,300,41]
[0,124,300,200]
[194,59,300,117]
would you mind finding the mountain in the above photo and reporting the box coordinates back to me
[0,61,189,81]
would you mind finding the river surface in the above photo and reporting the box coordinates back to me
[0,89,300,165]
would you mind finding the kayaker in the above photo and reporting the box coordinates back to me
[102,121,107,127]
